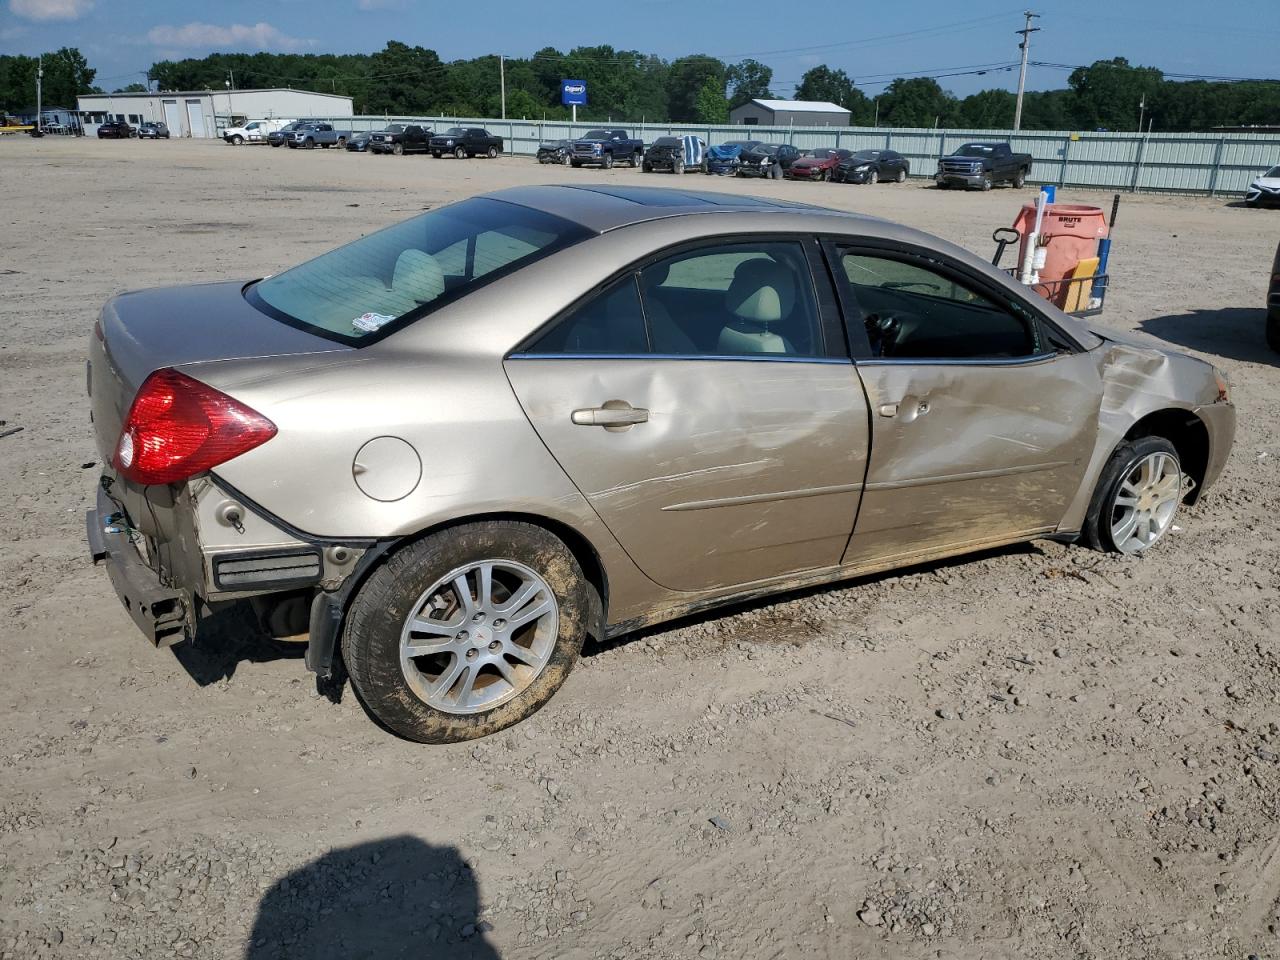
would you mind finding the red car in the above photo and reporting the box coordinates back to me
[786,148,852,181]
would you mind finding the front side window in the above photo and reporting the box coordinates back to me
[837,252,1039,360]
[248,198,591,344]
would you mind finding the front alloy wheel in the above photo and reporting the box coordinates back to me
[342,520,591,742]
[1084,436,1183,555]
[454,146,467,159]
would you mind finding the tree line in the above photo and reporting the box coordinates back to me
[3,44,1278,132]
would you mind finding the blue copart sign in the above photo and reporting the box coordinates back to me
[561,80,587,106]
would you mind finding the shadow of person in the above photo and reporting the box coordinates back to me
[1139,306,1277,367]
[244,836,500,960]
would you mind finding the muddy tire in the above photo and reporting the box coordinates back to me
[1082,436,1182,554]
[342,520,590,743]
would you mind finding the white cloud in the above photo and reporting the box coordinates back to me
[9,0,94,21]
[145,21,312,52]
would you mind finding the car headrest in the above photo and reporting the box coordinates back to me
[392,249,445,304]
[725,258,794,324]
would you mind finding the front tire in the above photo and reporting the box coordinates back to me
[1082,436,1182,555]
[392,142,403,156]
[980,174,993,191]
[230,135,244,145]
[868,169,879,185]
[602,152,613,170]
[342,521,591,743]
[454,146,467,160]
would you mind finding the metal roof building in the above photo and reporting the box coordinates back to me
[75,88,353,139]
[729,98,851,128]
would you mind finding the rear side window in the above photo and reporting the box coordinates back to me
[247,198,591,345]
[529,277,648,354]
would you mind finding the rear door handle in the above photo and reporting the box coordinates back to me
[571,401,649,430]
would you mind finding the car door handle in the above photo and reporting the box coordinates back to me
[571,402,649,429]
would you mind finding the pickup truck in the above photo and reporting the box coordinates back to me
[369,124,432,155]
[287,122,350,149]
[935,142,1032,191]
[570,129,644,169]
[223,119,284,145]
[429,127,503,159]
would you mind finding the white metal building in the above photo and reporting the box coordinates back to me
[729,99,851,128]
[76,88,353,138]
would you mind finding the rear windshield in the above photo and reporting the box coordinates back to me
[247,198,592,345]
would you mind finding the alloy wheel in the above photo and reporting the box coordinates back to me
[399,559,559,715]
[1109,451,1181,554]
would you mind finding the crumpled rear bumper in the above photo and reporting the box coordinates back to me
[87,484,189,648]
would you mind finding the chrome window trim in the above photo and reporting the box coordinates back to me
[854,352,1058,368]
[507,352,852,364]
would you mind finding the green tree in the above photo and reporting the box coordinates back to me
[694,75,728,123]
[955,89,1016,128]
[1068,57,1163,131]
[725,58,772,109]
[796,65,854,106]
[877,77,956,128]
[668,55,724,122]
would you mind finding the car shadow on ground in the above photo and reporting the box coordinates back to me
[244,835,500,960]
[1138,306,1276,366]
[583,540,1047,658]
[169,600,305,686]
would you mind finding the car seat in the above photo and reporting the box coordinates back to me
[718,258,797,355]
[392,249,446,309]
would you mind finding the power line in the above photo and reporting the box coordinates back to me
[1029,60,1280,84]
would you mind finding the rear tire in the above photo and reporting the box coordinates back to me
[342,521,591,743]
[1013,169,1027,189]
[1082,436,1182,554]
[630,151,640,167]
[1267,311,1280,352]
[487,145,498,159]
[896,168,907,183]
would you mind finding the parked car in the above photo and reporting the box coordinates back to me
[736,143,801,179]
[137,122,169,140]
[288,123,349,149]
[345,131,374,152]
[430,127,503,159]
[569,129,643,168]
[641,136,705,174]
[936,142,1032,191]
[369,124,432,156]
[268,122,308,148]
[536,139,573,164]
[86,184,1235,743]
[1268,240,1280,352]
[703,140,762,176]
[832,149,911,185]
[96,121,135,139]
[786,148,852,181]
[223,119,282,145]
[1245,165,1280,208]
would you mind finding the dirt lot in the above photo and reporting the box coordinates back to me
[1,136,1278,960]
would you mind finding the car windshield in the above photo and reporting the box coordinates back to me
[247,198,592,345]
[955,144,996,156]
[384,124,405,133]
[804,149,838,159]
[583,129,610,139]
[724,141,759,150]
[653,137,680,146]
[752,144,779,155]
[850,151,880,161]
[1266,166,1280,178]
[442,127,466,137]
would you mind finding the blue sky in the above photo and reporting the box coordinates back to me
[3,0,1276,99]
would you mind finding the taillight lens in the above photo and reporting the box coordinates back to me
[113,368,276,486]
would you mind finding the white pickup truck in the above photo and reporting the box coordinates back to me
[222,119,287,145]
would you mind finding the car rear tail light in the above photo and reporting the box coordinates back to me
[113,368,276,486]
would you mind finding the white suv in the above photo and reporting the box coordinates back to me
[223,119,284,145]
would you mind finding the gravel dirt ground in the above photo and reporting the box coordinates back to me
[1,137,1278,960]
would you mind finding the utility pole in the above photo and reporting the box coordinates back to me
[35,55,43,133]
[1137,94,1146,133]
[499,54,506,119]
[1012,10,1040,131]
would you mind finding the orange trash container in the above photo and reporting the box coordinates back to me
[1013,203,1109,309]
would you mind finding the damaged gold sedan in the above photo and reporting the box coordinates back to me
[87,185,1235,741]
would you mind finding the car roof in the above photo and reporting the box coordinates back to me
[489,184,854,233]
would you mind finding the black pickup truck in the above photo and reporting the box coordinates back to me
[369,124,432,155]
[570,129,644,168]
[935,142,1032,191]
[429,127,503,159]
